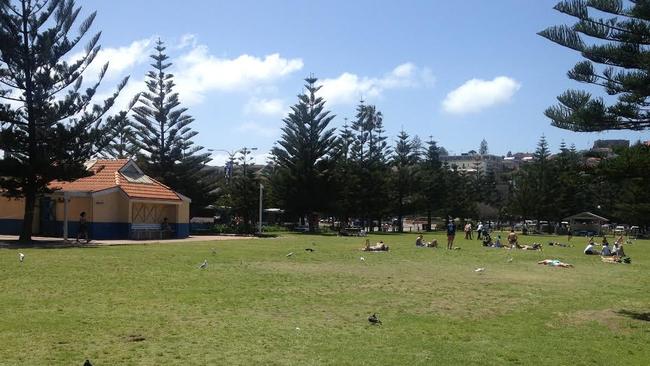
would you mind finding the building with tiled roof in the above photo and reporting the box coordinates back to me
[1,159,190,240]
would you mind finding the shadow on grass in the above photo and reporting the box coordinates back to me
[0,241,101,249]
[616,309,650,322]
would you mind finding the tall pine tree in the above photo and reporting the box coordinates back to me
[539,0,650,131]
[132,40,215,213]
[102,111,138,159]
[390,129,420,232]
[0,0,134,241]
[271,76,337,231]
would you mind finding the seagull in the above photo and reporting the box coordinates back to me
[304,248,314,252]
[18,253,25,262]
[286,252,294,257]
[83,360,93,366]
[360,257,365,261]
[507,258,513,263]
[368,313,382,325]
[199,259,208,269]
[474,267,485,272]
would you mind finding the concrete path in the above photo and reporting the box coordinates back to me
[0,234,253,248]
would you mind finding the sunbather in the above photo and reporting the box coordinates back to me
[538,259,573,268]
[362,239,389,251]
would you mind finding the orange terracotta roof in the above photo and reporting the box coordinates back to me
[49,159,182,201]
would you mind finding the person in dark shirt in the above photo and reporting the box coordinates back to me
[446,218,456,250]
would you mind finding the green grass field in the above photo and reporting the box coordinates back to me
[1,232,649,365]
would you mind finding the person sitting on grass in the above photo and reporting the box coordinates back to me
[362,239,389,252]
[613,242,626,257]
[538,259,573,268]
[584,241,598,255]
[415,235,425,247]
[601,241,612,256]
[482,233,493,247]
[492,235,503,248]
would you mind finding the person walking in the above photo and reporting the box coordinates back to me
[76,211,90,244]
[477,222,483,240]
[446,218,456,250]
[464,222,472,240]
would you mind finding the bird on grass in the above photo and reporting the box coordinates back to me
[286,252,294,257]
[368,313,382,325]
[474,267,485,273]
[211,248,217,255]
[83,360,93,366]
[360,257,365,262]
[507,257,513,263]
[18,253,25,263]
[304,248,314,252]
[199,259,208,269]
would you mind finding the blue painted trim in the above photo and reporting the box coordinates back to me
[0,219,22,235]
[174,223,190,238]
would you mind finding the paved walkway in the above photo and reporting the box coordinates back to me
[0,234,253,248]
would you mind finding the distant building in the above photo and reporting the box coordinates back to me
[592,139,629,150]
[440,152,504,173]
[0,159,190,239]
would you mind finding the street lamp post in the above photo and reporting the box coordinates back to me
[258,183,264,234]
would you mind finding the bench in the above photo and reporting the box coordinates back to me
[131,223,163,240]
[339,227,366,237]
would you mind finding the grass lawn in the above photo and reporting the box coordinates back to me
[1,232,649,365]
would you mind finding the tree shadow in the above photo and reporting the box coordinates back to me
[0,240,100,249]
[616,309,650,322]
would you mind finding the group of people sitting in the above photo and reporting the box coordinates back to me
[415,235,438,248]
[584,236,626,257]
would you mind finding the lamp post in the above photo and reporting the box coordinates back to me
[258,183,264,234]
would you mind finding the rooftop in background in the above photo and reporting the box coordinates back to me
[49,159,184,201]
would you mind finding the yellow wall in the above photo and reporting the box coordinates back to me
[0,197,25,219]
[178,201,190,224]
[131,201,179,224]
[92,190,130,223]
[55,196,92,222]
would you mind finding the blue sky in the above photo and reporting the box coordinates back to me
[80,0,649,164]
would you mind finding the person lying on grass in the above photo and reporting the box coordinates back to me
[548,241,572,247]
[538,259,573,268]
[520,243,542,251]
[601,255,631,264]
[362,239,389,251]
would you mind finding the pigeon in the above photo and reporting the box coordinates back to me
[199,259,208,269]
[304,248,314,252]
[368,313,382,325]
[286,252,294,257]
[83,360,93,366]
[474,267,485,272]
[360,257,365,261]
[18,253,25,262]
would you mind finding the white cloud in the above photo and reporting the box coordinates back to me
[70,38,152,80]
[244,97,286,117]
[317,62,434,105]
[176,33,198,50]
[174,46,303,105]
[236,122,279,138]
[442,76,521,115]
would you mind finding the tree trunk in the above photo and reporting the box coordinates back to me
[19,185,36,242]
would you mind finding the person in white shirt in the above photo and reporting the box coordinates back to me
[477,223,483,240]
[584,242,598,255]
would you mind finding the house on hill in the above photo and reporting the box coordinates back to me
[0,159,190,240]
